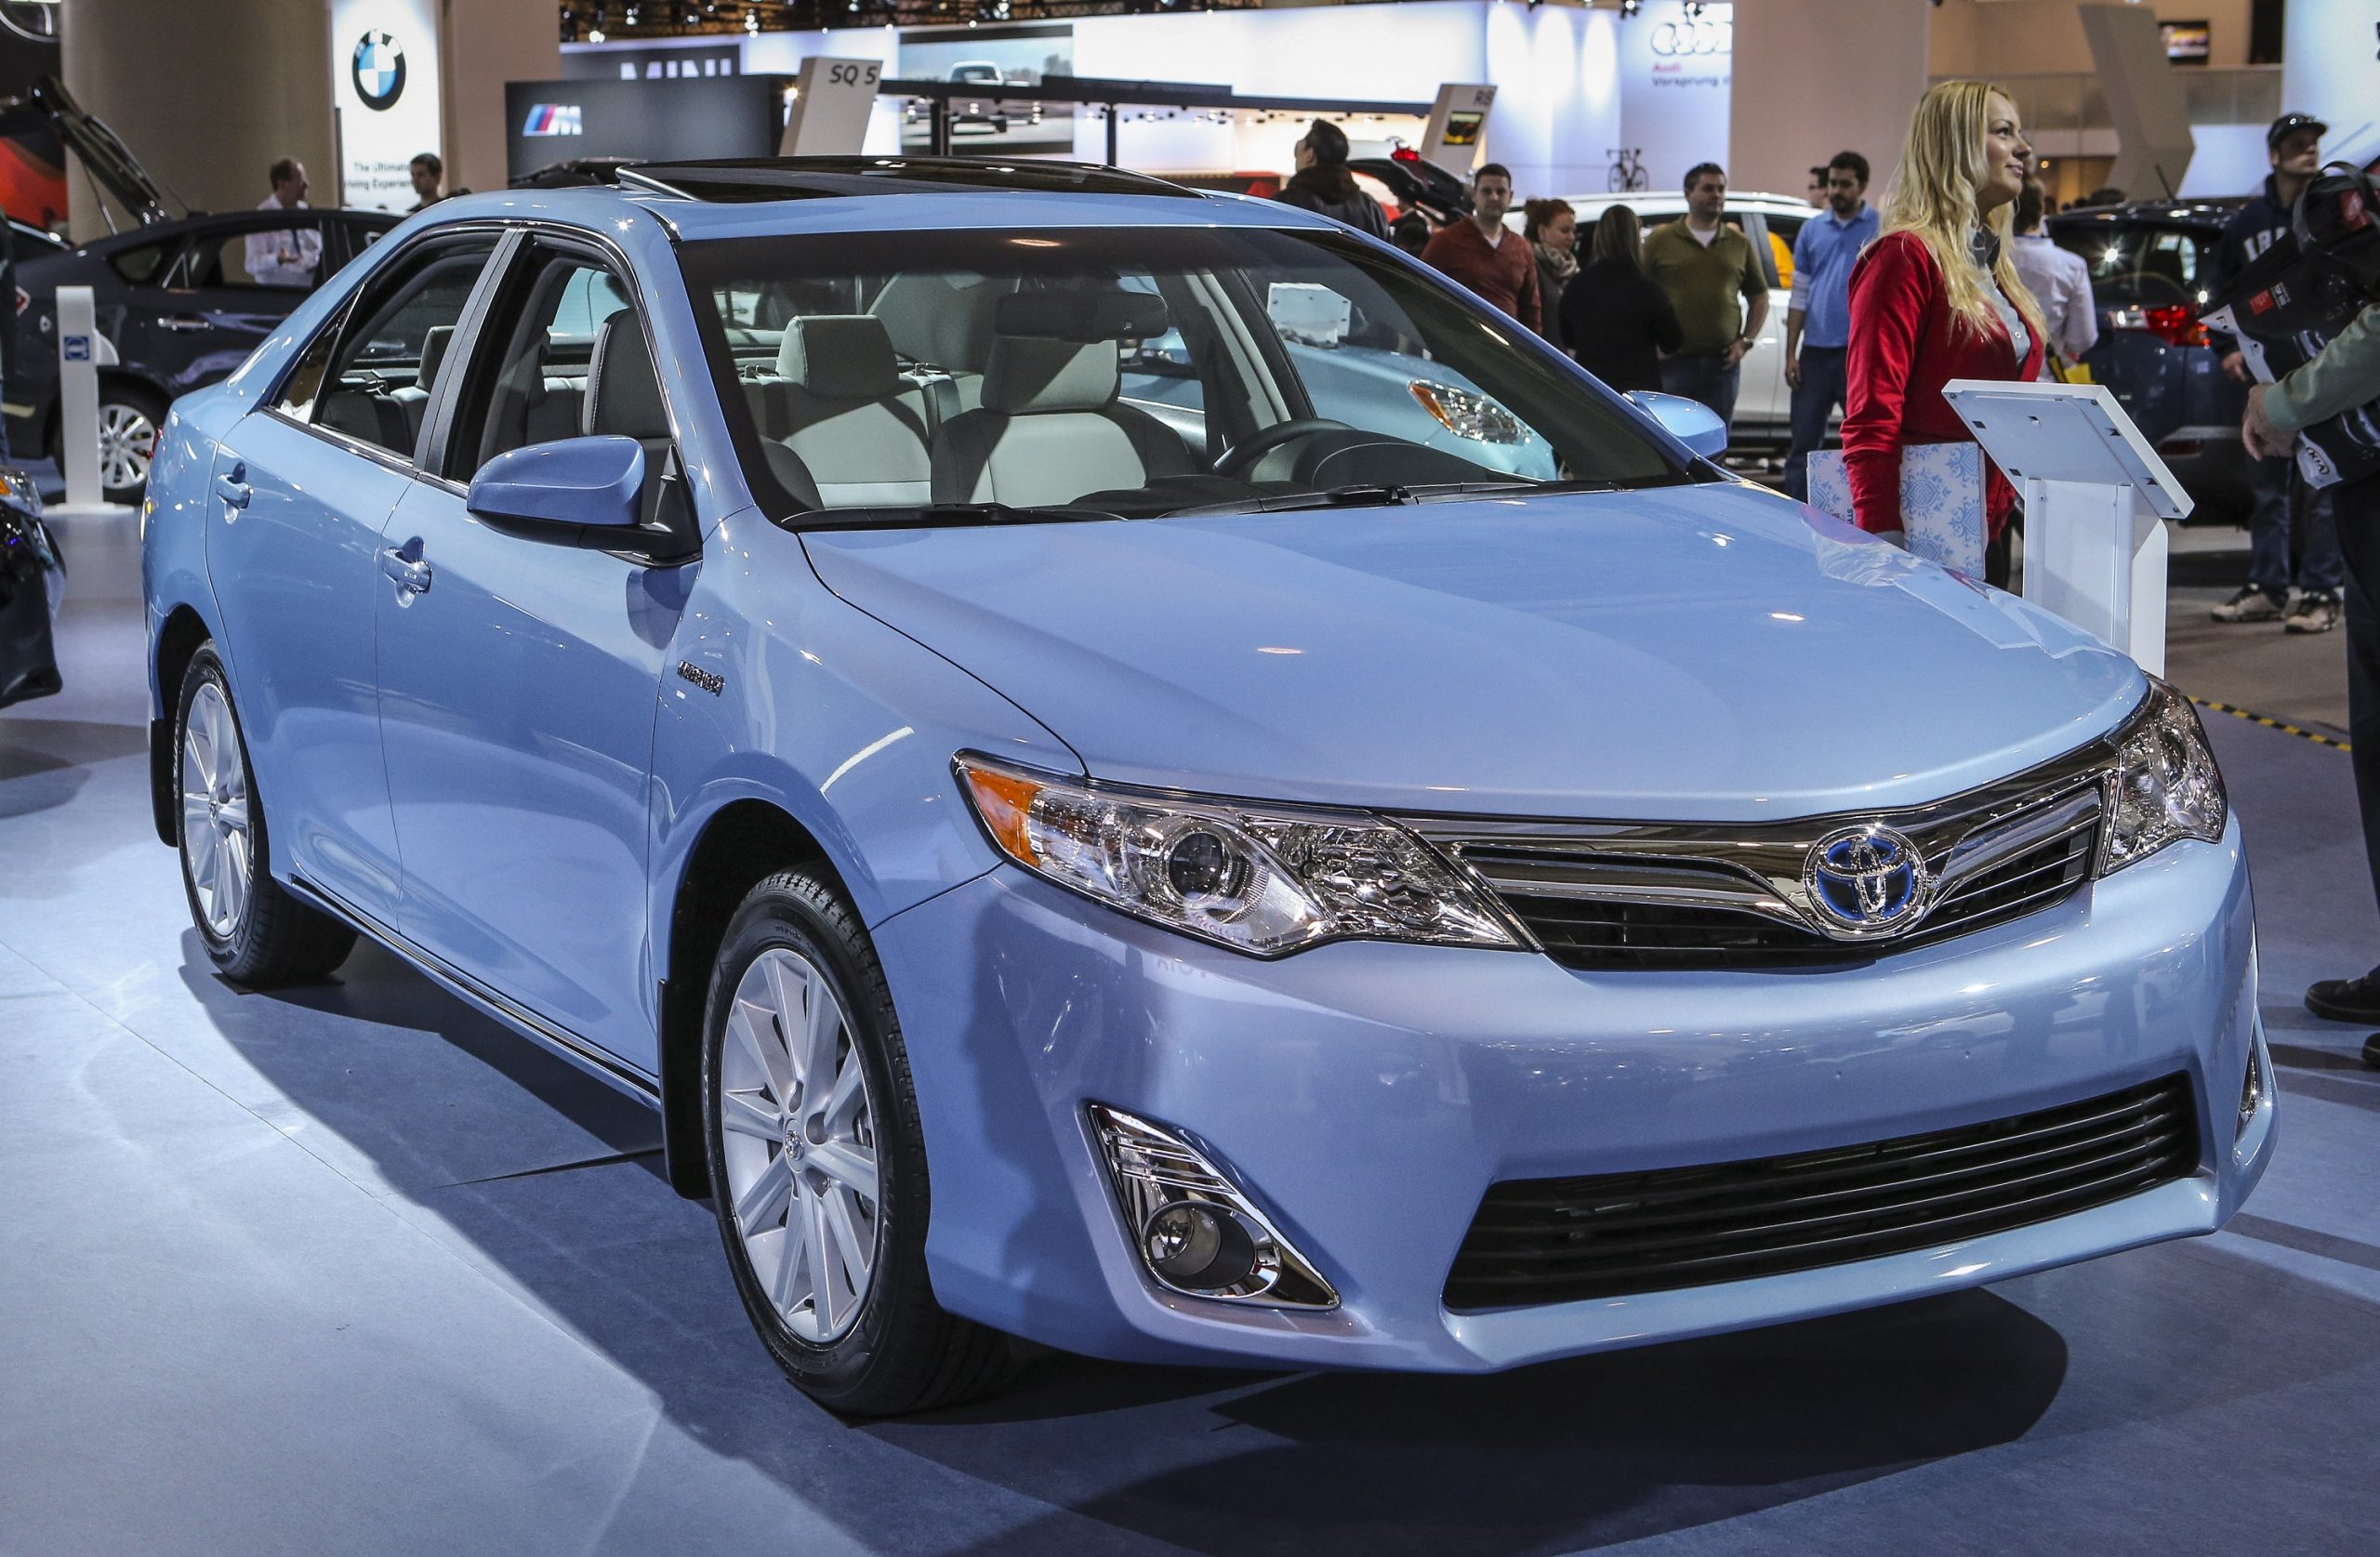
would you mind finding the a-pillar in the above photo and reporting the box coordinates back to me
[60,0,335,238]
[1727,0,1931,205]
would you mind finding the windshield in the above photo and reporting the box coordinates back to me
[678,224,1698,524]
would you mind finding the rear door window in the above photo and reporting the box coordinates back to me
[181,218,333,292]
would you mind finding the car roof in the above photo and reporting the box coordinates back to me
[420,157,1344,243]
[1558,191,1811,215]
[61,205,402,255]
[2046,196,2246,231]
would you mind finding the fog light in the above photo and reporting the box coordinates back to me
[1143,1203,1259,1292]
[2237,1042,2268,1140]
[1088,1103,1338,1309]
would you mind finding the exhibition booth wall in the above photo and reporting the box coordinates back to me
[562,2,1739,205]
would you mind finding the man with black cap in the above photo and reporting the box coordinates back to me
[2208,112,2345,635]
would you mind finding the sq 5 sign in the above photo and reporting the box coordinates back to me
[331,0,442,213]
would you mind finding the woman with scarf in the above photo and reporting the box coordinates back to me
[1274,119,1390,241]
[1524,198,1578,337]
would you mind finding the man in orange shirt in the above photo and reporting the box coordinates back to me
[1421,165,1540,334]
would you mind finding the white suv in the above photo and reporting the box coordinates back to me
[1520,191,1815,452]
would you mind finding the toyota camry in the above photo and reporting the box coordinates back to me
[139,157,2272,1416]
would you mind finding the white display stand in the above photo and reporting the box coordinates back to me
[1940,379,2189,676]
[46,284,139,536]
[779,57,881,156]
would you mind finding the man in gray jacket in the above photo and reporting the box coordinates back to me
[2245,300,2380,1060]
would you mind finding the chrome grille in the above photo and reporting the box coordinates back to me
[1443,1074,2199,1312]
[1412,747,2111,972]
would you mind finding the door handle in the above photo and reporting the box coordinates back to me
[157,314,213,333]
[216,465,249,510]
[378,541,432,599]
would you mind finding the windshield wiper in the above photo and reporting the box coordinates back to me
[791,501,1122,531]
[1168,481,1540,519]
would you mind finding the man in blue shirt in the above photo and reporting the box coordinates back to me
[1782,151,1879,500]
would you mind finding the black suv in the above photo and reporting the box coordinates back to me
[2046,198,2253,524]
[0,77,400,502]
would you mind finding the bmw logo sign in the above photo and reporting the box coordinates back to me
[352,32,406,112]
[1803,825,1931,935]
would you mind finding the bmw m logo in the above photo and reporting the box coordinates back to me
[352,32,406,112]
[522,103,585,138]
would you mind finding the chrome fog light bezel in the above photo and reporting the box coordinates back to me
[2237,1039,2269,1141]
[1087,1103,1339,1310]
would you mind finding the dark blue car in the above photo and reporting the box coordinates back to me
[2048,198,2253,525]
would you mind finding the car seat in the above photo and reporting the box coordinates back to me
[929,290,1197,508]
[757,315,933,508]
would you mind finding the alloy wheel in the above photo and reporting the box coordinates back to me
[717,946,881,1344]
[179,680,252,938]
[97,402,158,495]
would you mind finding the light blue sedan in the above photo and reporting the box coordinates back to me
[139,157,2271,1417]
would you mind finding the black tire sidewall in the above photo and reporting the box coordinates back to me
[174,646,263,963]
[699,872,930,1406]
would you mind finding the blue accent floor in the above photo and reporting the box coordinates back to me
[5,511,2378,1554]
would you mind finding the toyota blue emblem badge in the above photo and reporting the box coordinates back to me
[353,32,406,112]
[1804,825,1930,934]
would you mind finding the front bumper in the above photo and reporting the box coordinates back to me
[871,816,2268,1372]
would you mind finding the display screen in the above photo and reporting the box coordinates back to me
[2160,22,2211,65]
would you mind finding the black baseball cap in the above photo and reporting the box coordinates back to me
[2268,112,2327,150]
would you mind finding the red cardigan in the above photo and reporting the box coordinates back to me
[1842,231,2043,536]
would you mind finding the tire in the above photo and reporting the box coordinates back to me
[700,866,1018,1417]
[93,383,167,507]
[174,645,357,986]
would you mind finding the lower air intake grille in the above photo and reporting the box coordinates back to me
[1443,1073,2199,1312]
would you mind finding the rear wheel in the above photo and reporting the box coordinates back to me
[93,384,166,506]
[701,867,1018,1416]
[175,646,356,985]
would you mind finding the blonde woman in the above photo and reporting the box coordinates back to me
[1842,80,2046,586]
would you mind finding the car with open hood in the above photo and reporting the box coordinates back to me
[139,155,2271,1417]
[0,75,399,503]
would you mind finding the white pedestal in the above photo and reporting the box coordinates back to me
[1941,379,2190,676]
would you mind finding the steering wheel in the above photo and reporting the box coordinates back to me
[1213,418,1354,481]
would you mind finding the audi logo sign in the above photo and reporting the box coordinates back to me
[1650,20,1733,57]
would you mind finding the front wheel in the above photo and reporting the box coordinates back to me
[175,645,356,985]
[701,867,1018,1416]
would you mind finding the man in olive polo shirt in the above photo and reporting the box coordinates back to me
[1643,162,1769,433]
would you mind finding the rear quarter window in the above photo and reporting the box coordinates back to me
[108,243,174,284]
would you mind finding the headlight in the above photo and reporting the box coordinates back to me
[955,755,1519,957]
[1408,379,1532,444]
[2099,680,2227,874]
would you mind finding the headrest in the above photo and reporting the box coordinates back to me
[416,324,453,390]
[586,308,668,440]
[777,315,903,401]
[981,336,1119,416]
[993,288,1170,342]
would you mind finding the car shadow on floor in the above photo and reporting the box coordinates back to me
[168,930,2380,1556]
[0,716,146,818]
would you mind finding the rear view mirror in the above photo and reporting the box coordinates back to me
[1626,391,1729,461]
[468,434,646,541]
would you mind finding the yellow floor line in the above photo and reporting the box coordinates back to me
[2189,695,2353,753]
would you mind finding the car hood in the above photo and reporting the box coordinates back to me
[800,484,2146,822]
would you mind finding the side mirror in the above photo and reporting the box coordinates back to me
[1626,390,1729,461]
[467,434,648,544]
